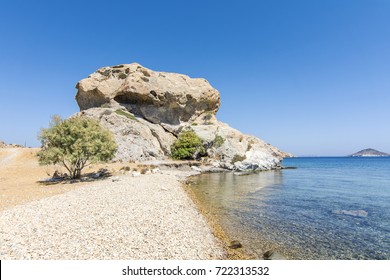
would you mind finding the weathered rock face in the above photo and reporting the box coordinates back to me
[75,63,288,170]
[79,107,177,162]
[190,122,283,170]
[76,63,220,133]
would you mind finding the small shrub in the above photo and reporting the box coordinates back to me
[114,109,138,121]
[213,135,225,148]
[140,168,149,174]
[117,73,127,79]
[171,130,205,160]
[231,154,246,164]
[120,166,131,171]
[191,122,198,126]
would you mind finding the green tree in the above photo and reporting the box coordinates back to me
[37,116,117,179]
[171,130,205,160]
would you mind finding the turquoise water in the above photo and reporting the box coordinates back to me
[190,157,390,259]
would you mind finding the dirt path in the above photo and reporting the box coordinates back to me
[0,148,20,167]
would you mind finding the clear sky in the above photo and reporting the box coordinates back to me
[0,0,389,156]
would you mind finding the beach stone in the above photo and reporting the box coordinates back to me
[111,176,120,182]
[263,250,286,260]
[191,166,202,172]
[332,209,368,217]
[151,168,160,174]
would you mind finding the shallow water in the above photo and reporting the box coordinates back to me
[190,157,390,259]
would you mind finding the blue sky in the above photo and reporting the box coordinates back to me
[0,0,389,156]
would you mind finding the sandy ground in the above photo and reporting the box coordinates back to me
[0,148,225,259]
[0,148,109,211]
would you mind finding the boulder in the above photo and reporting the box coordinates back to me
[74,63,289,170]
[76,63,220,134]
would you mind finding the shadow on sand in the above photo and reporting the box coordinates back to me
[37,168,112,185]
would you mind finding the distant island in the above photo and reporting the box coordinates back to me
[349,148,389,157]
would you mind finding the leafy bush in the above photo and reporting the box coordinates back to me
[231,154,246,164]
[37,116,117,179]
[171,130,205,160]
[213,135,225,148]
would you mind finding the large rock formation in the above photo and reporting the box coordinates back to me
[76,63,220,134]
[75,63,288,170]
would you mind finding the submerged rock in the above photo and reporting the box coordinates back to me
[263,250,286,260]
[228,240,243,249]
[74,63,289,170]
[332,209,368,217]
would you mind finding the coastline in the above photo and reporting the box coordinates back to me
[183,172,286,260]
[184,171,296,260]
[182,176,251,260]
[0,170,225,260]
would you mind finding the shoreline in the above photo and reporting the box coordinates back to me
[0,146,268,260]
[0,169,226,259]
[181,176,251,260]
[184,171,293,260]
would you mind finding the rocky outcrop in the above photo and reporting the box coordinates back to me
[190,122,282,170]
[76,63,220,134]
[74,63,289,170]
[0,140,23,148]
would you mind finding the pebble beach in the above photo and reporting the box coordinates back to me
[0,171,225,260]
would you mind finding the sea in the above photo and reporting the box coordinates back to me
[190,157,390,259]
